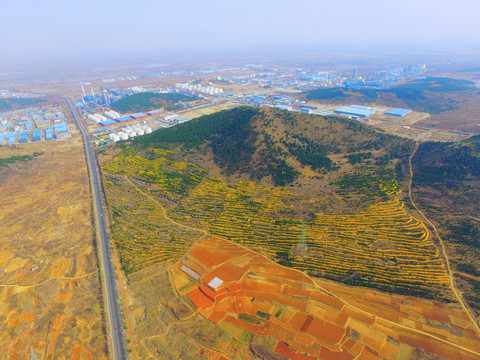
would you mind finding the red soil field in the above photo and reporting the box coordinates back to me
[174,236,480,360]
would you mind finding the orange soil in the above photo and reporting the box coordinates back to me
[7,314,20,329]
[23,312,34,322]
[174,236,480,360]
[57,291,72,302]
[186,287,214,308]
[50,314,64,346]
[70,345,82,360]
[84,349,94,360]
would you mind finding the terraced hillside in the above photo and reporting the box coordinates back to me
[101,119,449,299]
[99,106,480,358]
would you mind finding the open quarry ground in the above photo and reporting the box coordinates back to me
[0,133,107,359]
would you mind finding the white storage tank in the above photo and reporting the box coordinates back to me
[128,131,136,138]
[104,111,116,119]
[95,114,108,122]
[145,127,152,134]
[88,114,100,123]
[137,129,145,136]
[119,133,129,140]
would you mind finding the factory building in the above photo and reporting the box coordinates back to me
[45,128,53,141]
[115,116,132,123]
[0,132,16,145]
[274,104,293,111]
[147,109,163,116]
[18,133,29,143]
[54,123,69,136]
[334,105,375,118]
[385,108,412,117]
[100,120,117,127]
[130,113,148,120]
[104,110,121,120]
[32,129,42,142]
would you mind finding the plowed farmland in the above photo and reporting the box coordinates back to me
[174,236,480,360]
[119,235,480,359]
[0,136,106,359]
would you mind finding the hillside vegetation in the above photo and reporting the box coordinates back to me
[304,77,475,113]
[412,139,480,315]
[135,106,414,188]
[111,91,199,113]
[98,107,461,299]
[102,149,450,299]
[0,97,46,111]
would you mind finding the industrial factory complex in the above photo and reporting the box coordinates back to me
[0,106,70,145]
[0,62,428,148]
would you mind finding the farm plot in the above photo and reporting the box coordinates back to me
[171,236,480,360]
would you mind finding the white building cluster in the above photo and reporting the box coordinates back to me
[87,113,108,123]
[175,83,223,95]
[104,110,121,119]
[108,125,152,143]
[87,111,122,123]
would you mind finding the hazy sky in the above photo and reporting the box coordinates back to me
[2,0,480,61]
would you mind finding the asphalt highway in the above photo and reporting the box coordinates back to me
[66,98,127,359]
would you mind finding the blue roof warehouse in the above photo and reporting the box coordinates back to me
[385,108,412,117]
[334,105,376,118]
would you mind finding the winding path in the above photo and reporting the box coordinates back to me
[408,142,480,333]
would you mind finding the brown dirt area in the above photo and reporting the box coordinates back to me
[0,134,107,359]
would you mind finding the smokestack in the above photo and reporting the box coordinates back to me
[80,83,86,103]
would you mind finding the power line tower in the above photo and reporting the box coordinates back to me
[30,347,39,360]
[296,222,308,254]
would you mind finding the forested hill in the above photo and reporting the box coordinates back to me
[303,77,476,114]
[111,92,198,113]
[134,106,414,187]
[0,97,46,111]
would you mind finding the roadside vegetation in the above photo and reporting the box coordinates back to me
[0,151,42,168]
